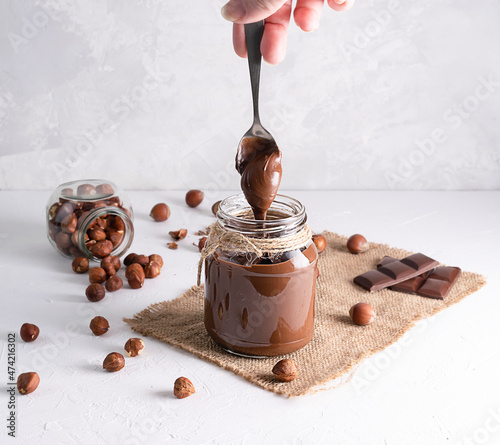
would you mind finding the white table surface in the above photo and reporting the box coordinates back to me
[0,190,499,445]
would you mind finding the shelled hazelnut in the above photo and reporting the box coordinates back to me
[150,203,171,222]
[185,190,204,208]
[211,200,221,216]
[132,254,150,267]
[198,237,207,252]
[347,234,369,254]
[126,264,145,289]
[124,338,145,357]
[144,261,161,279]
[105,275,123,292]
[312,234,327,253]
[89,316,109,336]
[91,240,113,258]
[169,229,188,241]
[20,323,40,342]
[101,255,120,276]
[124,253,138,266]
[89,267,107,284]
[174,377,195,399]
[17,372,40,395]
[86,283,106,302]
[72,257,89,273]
[349,302,375,326]
[148,254,163,268]
[272,359,298,382]
[103,352,125,372]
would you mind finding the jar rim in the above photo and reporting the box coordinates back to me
[217,194,306,237]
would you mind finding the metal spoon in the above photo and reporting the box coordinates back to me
[235,21,280,175]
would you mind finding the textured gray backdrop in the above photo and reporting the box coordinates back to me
[0,0,499,190]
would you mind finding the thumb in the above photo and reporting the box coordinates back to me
[221,0,287,23]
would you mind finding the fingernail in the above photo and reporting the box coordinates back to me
[221,2,246,22]
[333,0,345,4]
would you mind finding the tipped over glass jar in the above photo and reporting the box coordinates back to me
[46,180,134,260]
[202,194,318,357]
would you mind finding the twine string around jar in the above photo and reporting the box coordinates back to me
[197,221,313,285]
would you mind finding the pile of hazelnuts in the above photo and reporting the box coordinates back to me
[312,232,376,327]
[72,252,163,302]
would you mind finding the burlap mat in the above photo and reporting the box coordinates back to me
[124,232,486,397]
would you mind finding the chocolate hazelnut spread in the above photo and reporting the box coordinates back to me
[204,243,317,356]
[236,136,282,220]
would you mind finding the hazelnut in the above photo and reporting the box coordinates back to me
[211,200,221,216]
[20,323,40,342]
[272,359,298,382]
[173,377,195,399]
[91,240,113,258]
[88,227,107,241]
[148,254,163,268]
[77,183,96,195]
[89,267,107,284]
[185,190,204,208]
[167,242,178,250]
[124,338,145,357]
[112,216,125,232]
[198,237,207,252]
[55,202,74,223]
[89,316,109,336]
[124,253,138,266]
[144,261,161,279]
[101,255,120,276]
[95,183,114,195]
[61,213,77,234]
[347,234,369,254]
[312,234,327,253]
[103,352,125,372]
[169,229,188,241]
[105,275,123,292]
[69,246,84,257]
[72,257,89,273]
[133,254,150,267]
[107,230,123,247]
[86,283,106,302]
[126,264,145,289]
[349,302,375,326]
[55,231,73,250]
[150,203,171,222]
[61,187,73,197]
[17,372,40,395]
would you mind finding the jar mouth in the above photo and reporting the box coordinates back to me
[218,194,306,237]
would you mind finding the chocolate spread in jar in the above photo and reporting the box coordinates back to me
[204,243,317,357]
[235,136,282,220]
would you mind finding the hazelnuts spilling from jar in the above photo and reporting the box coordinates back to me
[349,302,375,326]
[122,253,163,289]
[169,229,188,241]
[89,316,110,336]
[150,203,171,222]
[17,372,40,395]
[185,190,204,208]
[347,234,369,254]
[312,234,327,253]
[20,323,40,342]
[272,359,298,382]
[103,352,125,372]
[124,338,145,357]
[173,377,195,399]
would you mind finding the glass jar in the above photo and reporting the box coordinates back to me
[46,179,134,260]
[204,194,318,357]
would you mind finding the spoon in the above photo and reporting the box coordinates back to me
[235,21,282,221]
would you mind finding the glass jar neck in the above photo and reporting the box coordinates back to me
[217,194,307,239]
[78,207,134,260]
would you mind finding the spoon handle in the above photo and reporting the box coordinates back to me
[245,21,265,124]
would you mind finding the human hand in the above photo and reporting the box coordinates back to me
[221,0,355,65]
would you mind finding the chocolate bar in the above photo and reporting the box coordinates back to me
[377,256,461,300]
[354,253,439,292]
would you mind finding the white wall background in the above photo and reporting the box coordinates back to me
[0,0,499,191]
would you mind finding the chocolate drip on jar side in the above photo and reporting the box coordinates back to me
[236,136,282,220]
